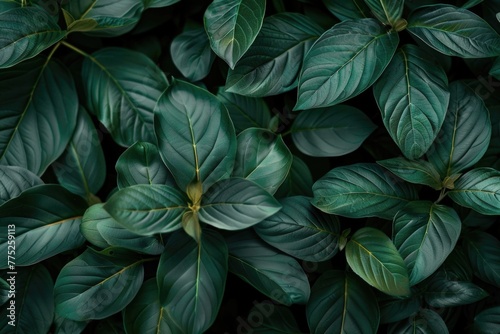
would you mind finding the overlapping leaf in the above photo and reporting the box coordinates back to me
[322,0,371,21]
[463,230,500,287]
[387,309,448,334]
[378,295,421,324]
[377,157,442,189]
[0,165,42,205]
[364,0,404,26]
[423,276,488,307]
[275,155,314,198]
[472,306,500,334]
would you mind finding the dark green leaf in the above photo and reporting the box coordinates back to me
[364,0,404,25]
[199,178,281,230]
[54,248,144,321]
[82,47,169,147]
[312,163,418,219]
[407,4,500,58]
[307,270,379,334]
[374,44,450,159]
[104,184,188,236]
[157,229,227,334]
[0,166,42,205]
[464,230,500,287]
[0,57,78,175]
[476,105,500,170]
[439,247,473,281]
[423,276,488,307]
[204,0,266,69]
[491,56,500,80]
[291,105,377,157]
[322,0,371,21]
[295,18,399,110]
[246,302,302,333]
[81,204,112,249]
[346,227,411,297]
[225,13,323,97]
[379,294,421,324]
[462,0,484,9]
[275,155,313,198]
[377,157,442,190]
[0,278,7,306]
[54,314,88,334]
[472,306,500,334]
[387,309,448,334]
[144,0,180,8]
[0,1,20,14]
[254,196,340,262]
[155,80,236,192]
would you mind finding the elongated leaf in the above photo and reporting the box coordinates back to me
[387,309,448,334]
[407,4,500,58]
[374,44,450,159]
[171,26,215,82]
[312,163,418,219]
[393,201,461,285]
[322,0,371,21]
[427,81,491,178]
[204,0,266,69]
[199,178,281,230]
[364,0,404,25]
[295,18,399,110]
[226,231,310,305]
[0,185,87,269]
[226,13,323,97]
[291,105,377,157]
[233,128,292,194]
[423,276,488,307]
[448,167,500,215]
[254,196,340,262]
[116,141,175,189]
[307,270,379,334]
[53,106,105,202]
[157,229,227,334]
[379,294,421,324]
[154,80,236,192]
[275,155,313,198]
[0,265,54,333]
[0,165,42,205]
[464,230,500,287]
[245,302,302,333]
[377,157,442,190]
[104,184,188,236]
[346,227,411,297]
[54,248,144,321]
[472,306,500,334]
[0,57,78,175]
[0,6,65,68]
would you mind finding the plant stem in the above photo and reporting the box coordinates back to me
[435,188,448,204]
[21,0,27,7]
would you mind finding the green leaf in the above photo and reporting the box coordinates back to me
[254,196,340,262]
[157,229,227,334]
[171,26,215,82]
[393,201,462,285]
[144,0,180,8]
[0,265,54,333]
[154,80,236,192]
[291,105,377,157]
[427,81,491,179]
[0,166,42,205]
[387,309,448,334]
[0,277,7,306]
[0,1,20,14]
[472,306,500,334]
[346,227,411,297]
[407,4,500,58]
[464,230,500,287]
[199,178,281,230]
[377,157,442,190]
[363,0,404,26]
[66,18,99,33]
[226,231,310,305]
[439,247,473,281]
[104,184,188,236]
[322,0,371,21]
[204,0,266,69]
[423,276,488,307]
[295,18,399,110]
[312,163,418,220]
[82,47,169,147]
[233,128,292,194]
[116,141,176,189]
[379,294,421,324]
[0,6,65,68]
[225,13,323,97]
[81,204,112,249]
[275,155,314,198]
[306,270,379,334]
[373,44,450,159]
[54,314,88,334]
[54,247,144,321]
[0,57,78,175]
[52,106,106,202]
[448,167,500,215]
[216,88,270,133]
[0,185,87,268]
[245,302,302,333]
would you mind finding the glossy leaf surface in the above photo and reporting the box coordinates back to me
[377,157,442,189]
[0,165,42,205]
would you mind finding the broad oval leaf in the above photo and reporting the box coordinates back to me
[364,0,404,26]
[0,165,42,205]
[226,231,310,305]
[295,18,399,110]
[427,81,491,179]
[472,306,500,334]
[154,80,236,192]
[0,57,78,175]
[448,167,500,215]
[407,4,500,58]
[204,0,266,69]
[377,157,442,190]
[322,0,371,21]
[291,105,377,157]
[374,44,450,159]
[393,201,462,285]
[312,163,418,220]
[464,230,500,287]
[275,155,314,198]
[346,227,411,297]
[0,184,87,269]
[199,178,281,230]
[378,294,421,324]
[104,184,188,236]
[423,276,488,307]
[225,13,323,97]
[157,229,227,334]
[233,128,292,194]
[82,47,169,147]
[81,204,112,249]
[387,309,449,334]
[54,248,144,321]
[254,196,340,262]
[307,270,379,334]
[0,6,65,68]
